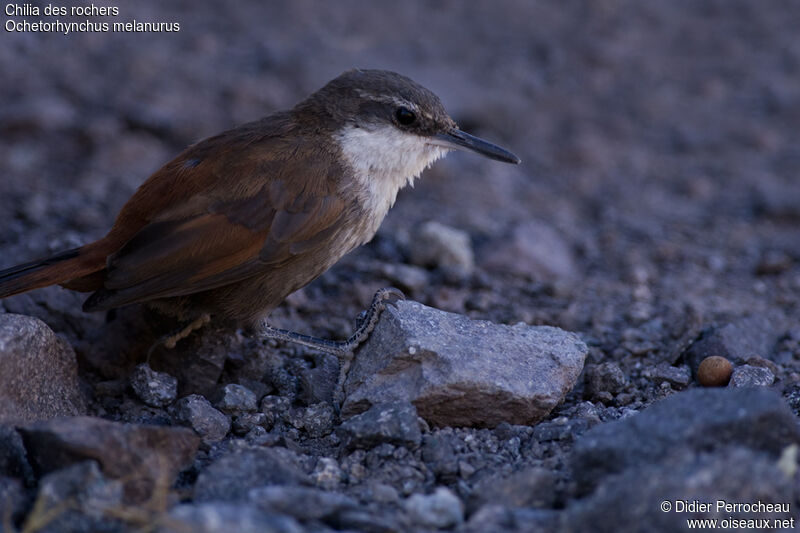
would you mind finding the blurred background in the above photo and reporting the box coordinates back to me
[1,0,798,350]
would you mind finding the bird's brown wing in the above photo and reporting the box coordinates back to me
[83,123,349,311]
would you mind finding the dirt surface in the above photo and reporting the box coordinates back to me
[1,1,799,531]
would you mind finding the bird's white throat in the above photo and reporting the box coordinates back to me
[335,124,449,223]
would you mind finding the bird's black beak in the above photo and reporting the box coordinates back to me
[431,128,521,164]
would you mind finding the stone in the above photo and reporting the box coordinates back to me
[260,395,291,427]
[0,425,33,482]
[337,508,408,533]
[563,447,795,533]
[468,467,557,512]
[409,220,475,274]
[232,412,270,436]
[343,301,587,427]
[585,362,628,400]
[570,388,800,492]
[194,447,309,502]
[170,394,231,443]
[0,477,26,528]
[311,457,344,490]
[744,355,780,376]
[697,356,733,387]
[19,416,198,503]
[532,418,590,443]
[0,314,86,423]
[130,363,178,407]
[163,503,304,533]
[481,220,577,281]
[465,505,563,533]
[377,262,430,293]
[249,485,358,523]
[685,313,787,372]
[338,402,422,451]
[296,402,335,438]
[297,353,338,405]
[214,384,259,413]
[421,434,459,479]
[729,365,775,388]
[404,487,464,529]
[28,461,125,533]
[643,363,691,389]
[754,178,800,220]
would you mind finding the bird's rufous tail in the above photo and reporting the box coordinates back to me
[0,243,109,298]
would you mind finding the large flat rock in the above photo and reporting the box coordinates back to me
[342,301,587,427]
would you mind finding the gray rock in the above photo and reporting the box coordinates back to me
[404,487,464,529]
[171,394,231,443]
[249,485,358,522]
[729,364,775,387]
[409,220,475,274]
[570,388,800,492]
[378,262,431,293]
[585,362,628,400]
[532,417,590,443]
[311,457,344,490]
[337,508,408,533]
[233,412,271,436]
[194,447,309,502]
[481,220,577,281]
[643,363,691,389]
[297,353,338,405]
[245,427,281,447]
[754,177,800,220]
[215,383,259,413]
[0,314,86,423]
[163,503,304,533]
[421,434,459,479]
[685,313,787,372]
[19,416,198,503]
[130,363,178,407]
[468,467,557,512]
[0,425,33,482]
[294,402,335,438]
[30,461,125,533]
[338,402,422,450]
[563,447,795,533]
[343,300,587,427]
[0,477,26,528]
[465,505,563,533]
[260,395,291,427]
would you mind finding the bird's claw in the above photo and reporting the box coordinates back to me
[377,286,405,309]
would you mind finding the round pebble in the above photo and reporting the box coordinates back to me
[697,356,733,387]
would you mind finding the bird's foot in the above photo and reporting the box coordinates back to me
[146,313,211,361]
[260,287,405,405]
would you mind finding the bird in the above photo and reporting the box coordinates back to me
[0,69,520,355]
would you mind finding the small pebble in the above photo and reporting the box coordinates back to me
[404,487,464,529]
[232,412,271,436]
[214,384,258,413]
[729,365,775,388]
[130,364,178,407]
[170,394,231,443]
[697,356,733,387]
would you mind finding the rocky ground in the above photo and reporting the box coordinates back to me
[1,1,799,531]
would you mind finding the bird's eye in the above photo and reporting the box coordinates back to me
[395,107,416,126]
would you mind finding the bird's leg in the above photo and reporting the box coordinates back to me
[146,312,211,361]
[260,287,405,403]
